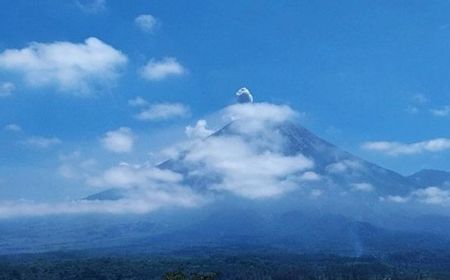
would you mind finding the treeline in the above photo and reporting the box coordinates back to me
[0,252,448,280]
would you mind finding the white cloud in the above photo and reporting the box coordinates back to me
[176,103,312,199]
[0,82,15,97]
[135,14,159,32]
[101,127,134,153]
[128,96,149,107]
[0,188,203,218]
[87,164,183,189]
[136,103,189,121]
[351,182,374,192]
[4,123,21,132]
[0,37,127,94]
[385,187,450,206]
[0,163,205,218]
[430,106,450,117]
[413,187,450,205]
[140,57,185,81]
[185,120,214,139]
[326,160,363,174]
[385,195,410,203]
[76,0,106,13]
[224,103,296,124]
[300,171,321,181]
[184,134,314,199]
[222,102,297,134]
[362,138,450,156]
[24,136,61,149]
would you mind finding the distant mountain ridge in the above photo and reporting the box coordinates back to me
[408,169,450,187]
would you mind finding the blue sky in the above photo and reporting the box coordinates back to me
[1,0,450,202]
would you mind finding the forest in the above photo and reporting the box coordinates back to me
[1,249,450,280]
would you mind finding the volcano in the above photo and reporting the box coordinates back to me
[1,111,449,256]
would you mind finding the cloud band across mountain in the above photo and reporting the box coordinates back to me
[362,138,450,156]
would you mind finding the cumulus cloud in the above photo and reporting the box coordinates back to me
[76,0,106,14]
[0,82,15,97]
[140,57,185,81]
[24,136,61,149]
[165,102,312,199]
[413,187,450,205]
[430,106,450,117]
[135,103,190,121]
[135,14,159,32]
[4,123,21,132]
[222,102,297,134]
[385,187,450,206]
[185,120,214,139]
[0,37,127,94]
[362,138,450,156]
[184,134,314,199]
[101,127,134,153]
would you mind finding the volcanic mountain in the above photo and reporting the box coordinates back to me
[2,115,448,256]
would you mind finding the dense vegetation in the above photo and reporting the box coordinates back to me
[1,249,450,280]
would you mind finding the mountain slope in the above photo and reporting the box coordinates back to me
[408,169,450,187]
[157,121,416,197]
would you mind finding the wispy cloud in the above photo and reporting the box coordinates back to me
[24,136,62,149]
[135,14,159,33]
[101,127,134,153]
[430,105,450,117]
[139,57,185,81]
[128,96,149,107]
[0,37,127,94]
[135,103,190,121]
[0,82,15,97]
[76,0,106,14]
[0,189,203,218]
[405,93,428,114]
[87,164,183,189]
[3,123,21,132]
[362,138,450,156]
